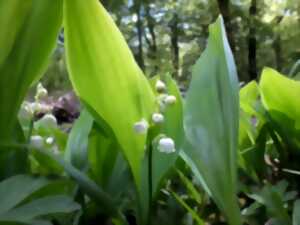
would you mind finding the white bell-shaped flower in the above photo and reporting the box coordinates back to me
[30,135,44,149]
[152,113,164,124]
[46,136,55,145]
[164,95,177,105]
[35,83,48,100]
[158,137,175,153]
[155,80,166,93]
[133,119,149,134]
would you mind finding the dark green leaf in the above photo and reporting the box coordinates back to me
[0,175,50,213]
[65,109,94,170]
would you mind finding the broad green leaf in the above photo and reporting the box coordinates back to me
[0,0,31,66]
[0,175,50,213]
[260,68,300,123]
[64,0,156,186]
[65,109,94,170]
[293,200,300,225]
[260,68,300,147]
[183,16,241,225]
[0,195,80,221]
[0,0,62,141]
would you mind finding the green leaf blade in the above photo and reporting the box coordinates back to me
[183,16,241,225]
[65,109,94,170]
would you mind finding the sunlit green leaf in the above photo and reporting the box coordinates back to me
[260,68,300,148]
[64,0,156,187]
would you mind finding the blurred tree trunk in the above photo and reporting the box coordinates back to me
[135,2,145,71]
[248,0,257,80]
[273,36,282,71]
[145,5,158,74]
[217,0,235,53]
[272,16,284,72]
[169,13,180,80]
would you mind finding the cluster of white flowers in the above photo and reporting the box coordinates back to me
[155,80,177,112]
[19,83,52,122]
[132,79,178,154]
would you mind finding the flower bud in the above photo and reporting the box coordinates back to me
[46,137,55,145]
[30,135,44,149]
[158,137,175,153]
[35,83,48,100]
[133,119,149,134]
[19,102,33,120]
[30,102,42,113]
[152,113,164,124]
[164,95,177,105]
[155,80,166,93]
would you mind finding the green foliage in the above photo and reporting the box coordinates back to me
[0,175,79,225]
[1,1,300,225]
